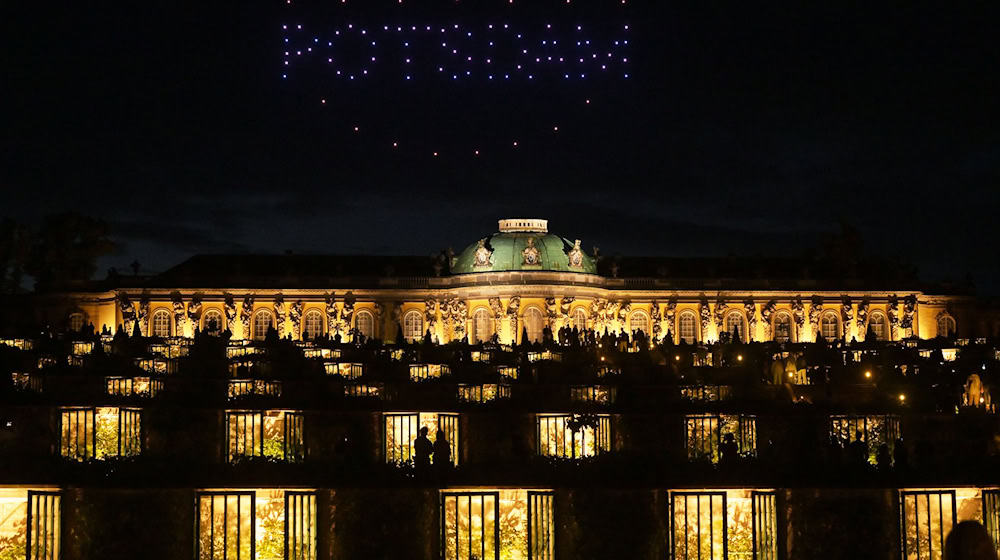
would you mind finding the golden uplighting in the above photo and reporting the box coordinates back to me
[864,371,872,379]
[737,355,743,362]
[899,393,907,402]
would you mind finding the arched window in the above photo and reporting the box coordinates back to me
[68,312,85,333]
[572,307,588,331]
[252,309,274,341]
[937,315,957,338]
[151,309,171,338]
[524,308,544,343]
[471,308,493,343]
[724,310,745,341]
[868,311,888,341]
[774,312,793,343]
[202,309,223,335]
[820,311,839,340]
[354,310,374,340]
[403,310,423,342]
[629,311,650,334]
[678,311,697,344]
[304,309,325,340]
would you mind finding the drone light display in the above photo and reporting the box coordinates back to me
[280,1,634,158]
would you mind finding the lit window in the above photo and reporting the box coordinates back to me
[866,311,887,340]
[403,310,424,342]
[685,414,756,463]
[202,309,223,335]
[151,309,171,337]
[984,490,1000,550]
[68,312,85,332]
[535,414,612,459]
[253,309,274,341]
[226,410,306,462]
[524,308,544,343]
[572,307,588,330]
[60,406,142,460]
[669,489,777,560]
[354,310,374,340]
[441,489,554,560]
[829,415,900,466]
[195,489,317,560]
[773,312,792,343]
[569,385,616,405]
[472,308,493,343]
[0,488,61,560]
[409,363,451,382]
[303,309,324,340]
[899,489,982,559]
[628,311,649,334]
[724,311,744,341]
[821,311,839,340]
[937,315,957,338]
[383,412,459,466]
[679,312,697,343]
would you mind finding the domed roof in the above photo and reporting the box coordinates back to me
[451,218,598,275]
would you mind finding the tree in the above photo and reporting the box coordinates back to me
[0,218,31,294]
[24,213,116,291]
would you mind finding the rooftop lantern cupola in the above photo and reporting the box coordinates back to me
[498,218,548,233]
[449,218,596,274]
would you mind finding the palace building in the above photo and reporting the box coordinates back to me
[31,218,990,345]
[1,217,1000,559]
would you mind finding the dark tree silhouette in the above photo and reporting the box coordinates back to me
[24,213,116,291]
[0,218,32,294]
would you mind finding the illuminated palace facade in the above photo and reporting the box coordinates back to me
[3,218,1000,559]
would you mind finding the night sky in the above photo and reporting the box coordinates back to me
[3,2,998,292]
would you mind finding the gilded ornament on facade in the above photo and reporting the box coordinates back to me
[568,239,584,269]
[473,238,493,268]
[522,238,541,266]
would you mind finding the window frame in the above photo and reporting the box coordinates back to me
[202,308,224,335]
[937,315,957,338]
[535,414,612,459]
[523,307,544,343]
[678,311,698,344]
[572,307,588,331]
[820,310,840,340]
[252,309,275,341]
[899,490,957,560]
[195,491,256,560]
[669,491,728,560]
[628,310,650,335]
[353,309,373,341]
[151,308,171,338]
[471,308,493,344]
[440,491,501,560]
[773,311,793,343]
[403,310,424,342]
[302,308,325,340]
[26,490,62,560]
[68,313,85,333]
[724,310,746,341]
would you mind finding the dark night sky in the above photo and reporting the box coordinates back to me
[2,2,998,292]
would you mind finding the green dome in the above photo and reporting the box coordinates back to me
[451,219,597,274]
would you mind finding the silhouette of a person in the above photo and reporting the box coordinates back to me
[944,520,998,560]
[719,433,739,465]
[848,430,868,465]
[414,426,433,470]
[433,429,452,470]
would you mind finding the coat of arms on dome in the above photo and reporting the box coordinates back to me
[522,237,541,266]
[473,238,493,268]
[567,239,584,269]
